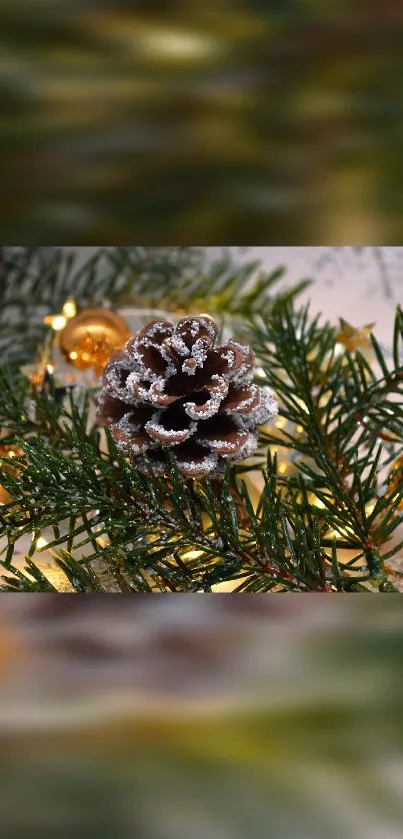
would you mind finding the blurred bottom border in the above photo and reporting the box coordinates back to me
[0,593,402,839]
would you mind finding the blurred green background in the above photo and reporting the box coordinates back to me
[1,3,403,243]
[0,596,402,837]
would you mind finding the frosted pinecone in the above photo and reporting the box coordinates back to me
[96,316,277,477]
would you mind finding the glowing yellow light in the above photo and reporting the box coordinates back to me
[182,549,203,561]
[35,536,48,550]
[315,499,326,508]
[62,299,77,319]
[275,417,286,429]
[44,299,77,333]
[69,351,78,360]
[7,450,16,459]
[296,425,304,434]
[365,503,376,514]
[96,536,109,548]
[278,462,288,474]
[46,363,55,374]
[44,314,67,332]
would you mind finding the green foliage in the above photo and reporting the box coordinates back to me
[0,246,202,369]
[0,246,303,370]
[0,248,402,592]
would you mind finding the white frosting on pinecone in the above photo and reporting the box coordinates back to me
[96,316,277,477]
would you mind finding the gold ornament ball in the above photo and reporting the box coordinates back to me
[59,308,131,377]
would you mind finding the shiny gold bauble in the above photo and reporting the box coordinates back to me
[387,456,403,511]
[59,308,131,377]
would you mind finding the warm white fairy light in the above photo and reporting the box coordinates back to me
[62,299,77,319]
[275,416,286,429]
[43,298,77,332]
[47,315,67,332]
[334,342,345,357]
[35,536,48,550]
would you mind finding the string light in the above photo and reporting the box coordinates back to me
[275,416,286,430]
[35,536,48,550]
[44,314,67,332]
[62,299,77,319]
[43,297,77,332]
[333,343,345,358]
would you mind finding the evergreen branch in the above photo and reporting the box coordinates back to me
[0,247,201,369]
[1,252,402,592]
[0,247,305,372]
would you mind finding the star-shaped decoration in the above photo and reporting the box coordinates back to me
[335,318,375,355]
